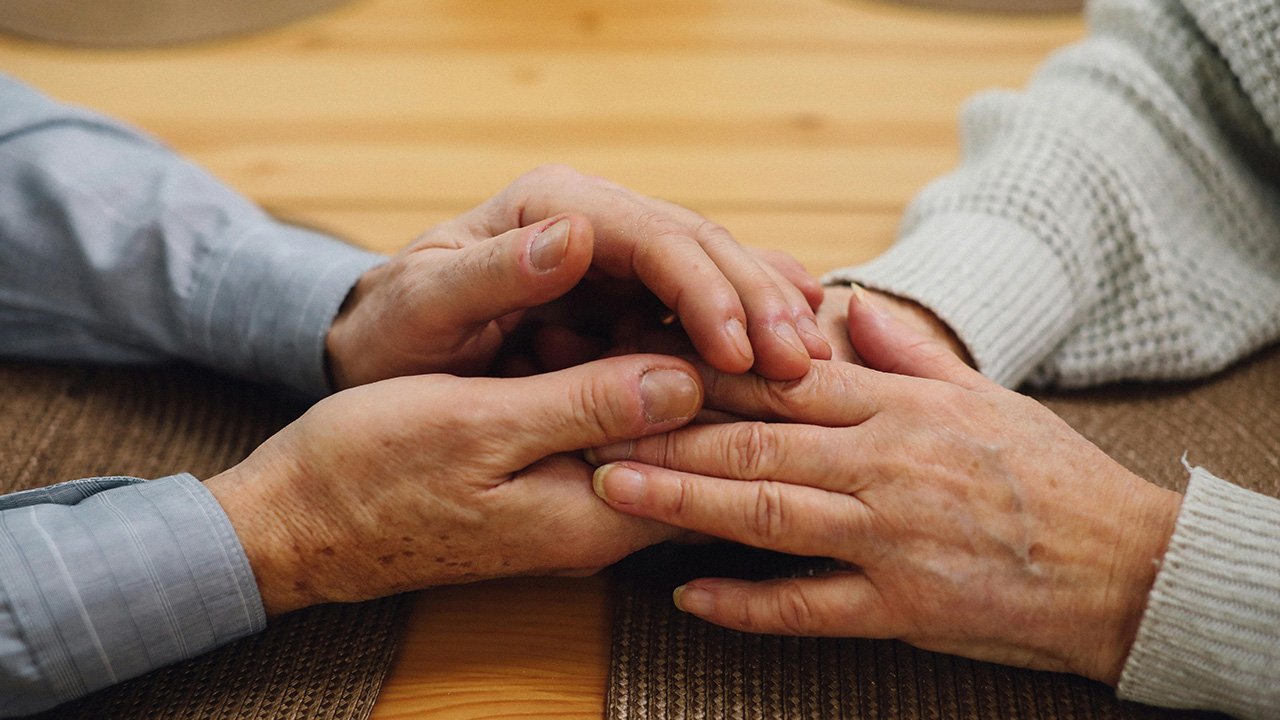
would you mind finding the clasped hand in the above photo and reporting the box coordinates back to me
[208,165,827,616]
[589,286,1183,686]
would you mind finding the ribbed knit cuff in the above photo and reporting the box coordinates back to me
[822,213,1077,388]
[1117,468,1280,718]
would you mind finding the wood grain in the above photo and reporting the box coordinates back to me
[369,577,613,720]
[0,0,1084,717]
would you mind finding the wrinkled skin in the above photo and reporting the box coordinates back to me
[325,165,828,389]
[207,355,703,616]
[588,287,1181,686]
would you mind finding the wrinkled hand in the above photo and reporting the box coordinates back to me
[586,290,1182,685]
[325,165,828,389]
[205,354,703,617]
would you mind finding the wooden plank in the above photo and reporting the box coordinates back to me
[369,577,613,720]
[0,0,1082,214]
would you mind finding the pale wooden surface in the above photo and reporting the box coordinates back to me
[0,1,1082,717]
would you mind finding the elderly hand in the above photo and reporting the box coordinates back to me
[586,289,1182,685]
[325,165,827,389]
[204,354,702,617]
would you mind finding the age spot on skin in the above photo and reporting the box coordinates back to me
[317,546,336,556]
[378,554,398,565]
[402,550,416,558]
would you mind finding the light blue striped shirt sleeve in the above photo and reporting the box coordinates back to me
[0,73,388,398]
[0,74,388,715]
[0,475,265,716]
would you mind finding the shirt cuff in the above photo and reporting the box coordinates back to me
[1117,468,1280,717]
[822,213,1078,389]
[0,474,265,715]
[188,220,387,399]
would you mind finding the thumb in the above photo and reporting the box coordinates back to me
[437,214,594,327]
[846,286,992,390]
[478,354,704,467]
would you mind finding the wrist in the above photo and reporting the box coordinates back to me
[325,264,384,391]
[205,454,325,617]
[1086,477,1183,685]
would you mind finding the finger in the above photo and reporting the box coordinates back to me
[502,167,756,375]
[642,198,815,380]
[753,257,831,361]
[591,462,869,558]
[752,248,824,312]
[435,215,593,328]
[694,360,886,426]
[501,454,683,572]
[846,286,993,391]
[815,286,860,364]
[586,422,864,493]
[476,355,704,466]
[672,573,895,638]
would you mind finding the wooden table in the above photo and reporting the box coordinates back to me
[0,1,1082,717]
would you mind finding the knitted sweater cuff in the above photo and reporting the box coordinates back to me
[1117,468,1280,717]
[822,213,1076,388]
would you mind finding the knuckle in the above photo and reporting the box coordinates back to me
[746,481,789,545]
[822,365,873,410]
[775,581,817,635]
[752,290,796,322]
[735,599,766,633]
[632,209,689,244]
[768,375,816,417]
[662,475,693,521]
[653,431,679,468]
[692,219,736,248]
[572,372,634,438]
[760,248,803,272]
[469,237,511,284]
[725,422,776,479]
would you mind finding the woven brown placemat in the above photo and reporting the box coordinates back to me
[607,345,1280,720]
[0,363,410,720]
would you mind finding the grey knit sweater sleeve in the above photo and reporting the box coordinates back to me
[827,0,1280,391]
[825,0,1280,715]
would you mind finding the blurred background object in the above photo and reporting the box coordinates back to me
[0,0,351,46]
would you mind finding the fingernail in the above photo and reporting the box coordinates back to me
[773,322,808,358]
[849,283,887,318]
[673,584,712,614]
[797,316,829,351]
[639,368,701,423]
[587,440,632,465]
[531,219,571,272]
[724,318,752,364]
[593,464,646,504]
